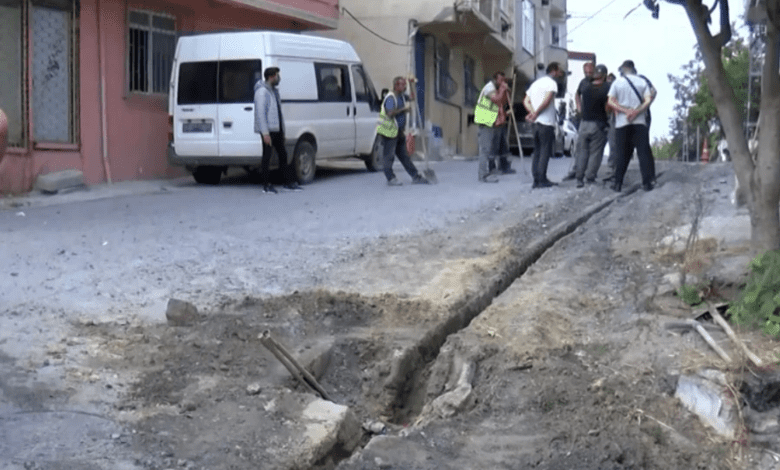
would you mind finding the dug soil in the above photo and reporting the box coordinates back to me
[38,162,780,469]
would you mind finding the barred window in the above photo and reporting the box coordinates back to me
[434,39,457,101]
[463,56,479,107]
[128,10,176,94]
[31,0,79,144]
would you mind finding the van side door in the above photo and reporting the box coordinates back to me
[174,60,219,157]
[217,60,264,157]
[350,64,380,155]
[314,63,355,157]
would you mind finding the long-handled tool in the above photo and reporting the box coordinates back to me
[508,72,528,176]
[409,85,437,183]
[406,25,437,183]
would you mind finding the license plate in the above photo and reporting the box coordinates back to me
[182,122,212,133]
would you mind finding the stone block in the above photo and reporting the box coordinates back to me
[36,169,84,194]
[165,298,199,327]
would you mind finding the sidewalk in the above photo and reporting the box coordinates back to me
[0,177,191,211]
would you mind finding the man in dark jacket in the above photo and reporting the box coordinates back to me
[574,64,611,187]
[254,67,302,193]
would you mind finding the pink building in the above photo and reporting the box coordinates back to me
[0,0,338,194]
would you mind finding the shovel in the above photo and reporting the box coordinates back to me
[409,90,437,183]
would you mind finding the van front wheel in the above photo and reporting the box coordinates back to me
[192,166,223,185]
[293,141,316,184]
[364,135,382,172]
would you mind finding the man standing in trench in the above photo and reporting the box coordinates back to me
[376,76,429,186]
[523,62,564,188]
[254,67,302,194]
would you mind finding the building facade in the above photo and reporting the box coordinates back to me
[0,0,338,194]
[323,0,567,158]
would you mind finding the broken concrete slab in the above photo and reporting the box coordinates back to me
[675,372,737,438]
[288,398,362,469]
[35,169,84,194]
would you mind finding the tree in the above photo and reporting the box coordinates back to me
[666,30,751,160]
[648,0,780,252]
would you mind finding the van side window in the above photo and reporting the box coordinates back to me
[351,65,380,112]
[219,60,262,104]
[177,61,218,105]
[315,63,351,102]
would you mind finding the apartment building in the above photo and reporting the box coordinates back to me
[326,0,568,158]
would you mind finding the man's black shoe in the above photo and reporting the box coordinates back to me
[501,168,517,175]
[586,178,596,184]
[562,173,576,181]
[576,180,584,188]
[610,182,622,192]
[284,183,303,191]
[263,185,278,194]
[643,183,654,192]
[533,181,555,189]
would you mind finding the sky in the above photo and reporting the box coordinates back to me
[565,0,707,142]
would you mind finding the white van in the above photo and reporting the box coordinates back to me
[167,31,382,185]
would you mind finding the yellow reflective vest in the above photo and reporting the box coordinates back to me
[376,94,399,138]
[474,87,499,126]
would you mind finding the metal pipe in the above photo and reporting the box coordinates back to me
[97,0,113,183]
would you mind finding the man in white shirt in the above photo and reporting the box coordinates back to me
[607,59,657,192]
[523,62,565,188]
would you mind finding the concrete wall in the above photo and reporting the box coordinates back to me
[0,0,335,194]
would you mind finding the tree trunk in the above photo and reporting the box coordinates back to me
[753,21,780,250]
[682,0,780,253]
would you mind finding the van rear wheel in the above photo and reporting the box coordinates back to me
[364,135,382,172]
[293,141,316,184]
[192,166,223,185]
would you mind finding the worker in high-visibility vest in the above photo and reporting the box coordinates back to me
[376,76,429,186]
[474,71,510,183]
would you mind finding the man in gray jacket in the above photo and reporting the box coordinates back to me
[254,67,301,193]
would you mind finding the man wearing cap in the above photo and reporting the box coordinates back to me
[523,62,565,189]
[573,64,611,187]
[607,59,657,192]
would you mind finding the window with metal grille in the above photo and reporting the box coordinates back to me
[434,39,457,101]
[128,10,176,94]
[463,56,479,107]
[0,0,26,147]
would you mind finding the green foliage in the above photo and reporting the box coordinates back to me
[728,250,780,337]
[678,284,703,306]
[652,138,681,161]
[689,43,752,128]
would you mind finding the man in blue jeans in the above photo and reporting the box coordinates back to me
[523,62,564,188]
[377,76,429,186]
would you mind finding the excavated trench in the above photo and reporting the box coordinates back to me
[85,191,626,469]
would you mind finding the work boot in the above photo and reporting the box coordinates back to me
[263,185,278,194]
